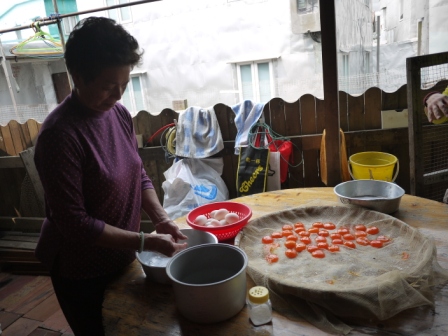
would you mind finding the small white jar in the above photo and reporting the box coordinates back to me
[247,286,272,326]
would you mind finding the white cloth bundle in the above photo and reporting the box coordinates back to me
[175,106,224,158]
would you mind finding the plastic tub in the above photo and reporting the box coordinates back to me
[349,151,399,182]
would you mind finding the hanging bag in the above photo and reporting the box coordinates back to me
[236,129,270,197]
[162,158,229,219]
[265,132,293,183]
[249,122,297,183]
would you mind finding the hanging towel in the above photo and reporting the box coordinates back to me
[232,100,265,155]
[175,106,224,158]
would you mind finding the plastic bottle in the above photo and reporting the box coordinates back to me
[247,286,272,326]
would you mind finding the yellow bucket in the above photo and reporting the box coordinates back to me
[348,152,399,182]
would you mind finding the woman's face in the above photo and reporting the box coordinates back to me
[72,65,132,112]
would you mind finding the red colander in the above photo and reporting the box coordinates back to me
[186,201,252,242]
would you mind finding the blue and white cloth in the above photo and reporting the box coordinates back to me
[176,106,224,158]
[232,100,265,155]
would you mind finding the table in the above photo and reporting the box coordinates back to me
[103,188,448,335]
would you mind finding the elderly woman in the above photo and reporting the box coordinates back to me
[34,17,187,335]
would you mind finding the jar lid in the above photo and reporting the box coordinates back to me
[248,286,269,304]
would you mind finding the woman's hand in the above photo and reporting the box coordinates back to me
[426,93,448,122]
[155,220,188,242]
[143,233,187,257]
[140,188,188,255]
[140,188,188,243]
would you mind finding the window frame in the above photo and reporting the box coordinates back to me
[105,0,133,24]
[341,53,350,78]
[120,74,146,115]
[363,51,370,74]
[297,0,319,14]
[62,15,78,35]
[399,0,404,21]
[235,59,275,103]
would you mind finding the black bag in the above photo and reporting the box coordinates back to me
[236,145,270,197]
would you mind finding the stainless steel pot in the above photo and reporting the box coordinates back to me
[136,229,218,284]
[166,243,248,324]
[334,180,405,214]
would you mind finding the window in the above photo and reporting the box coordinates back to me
[363,52,370,73]
[399,0,404,20]
[106,0,132,23]
[387,29,394,43]
[15,28,22,41]
[62,16,78,35]
[341,54,349,77]
[237,61,274,103]
[121,75,146,115]
[297,0,319,14]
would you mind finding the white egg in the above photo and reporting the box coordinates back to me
[194,214,208,226]
[208,219,221,226]
[210,210,218,218]
[213,208,229,221]
[225,212,240,224]
[219,219,227,226]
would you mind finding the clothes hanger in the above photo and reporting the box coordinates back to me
[10,22,63,56]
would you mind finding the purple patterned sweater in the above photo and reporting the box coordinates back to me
[34,92,153,279]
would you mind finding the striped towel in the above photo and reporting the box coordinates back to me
[175,106,224,158]
[232,100,265,155]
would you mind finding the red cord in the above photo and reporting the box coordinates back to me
[147,123,175,145]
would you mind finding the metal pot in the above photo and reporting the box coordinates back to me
[166,243,248,324]
[334,180,405,214]
[136,229,218,284]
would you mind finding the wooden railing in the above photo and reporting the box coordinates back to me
[0,85,417,217]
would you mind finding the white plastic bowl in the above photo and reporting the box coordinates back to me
[136,228,218,284]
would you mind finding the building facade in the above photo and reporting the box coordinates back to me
[0,0,446,125]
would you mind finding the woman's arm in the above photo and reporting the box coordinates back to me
[95,224,140,250]
[140,188,188,255]
[141,188,188,239]
[424,90,448,122]
[95,222,183,256]
[95,189,187,256]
